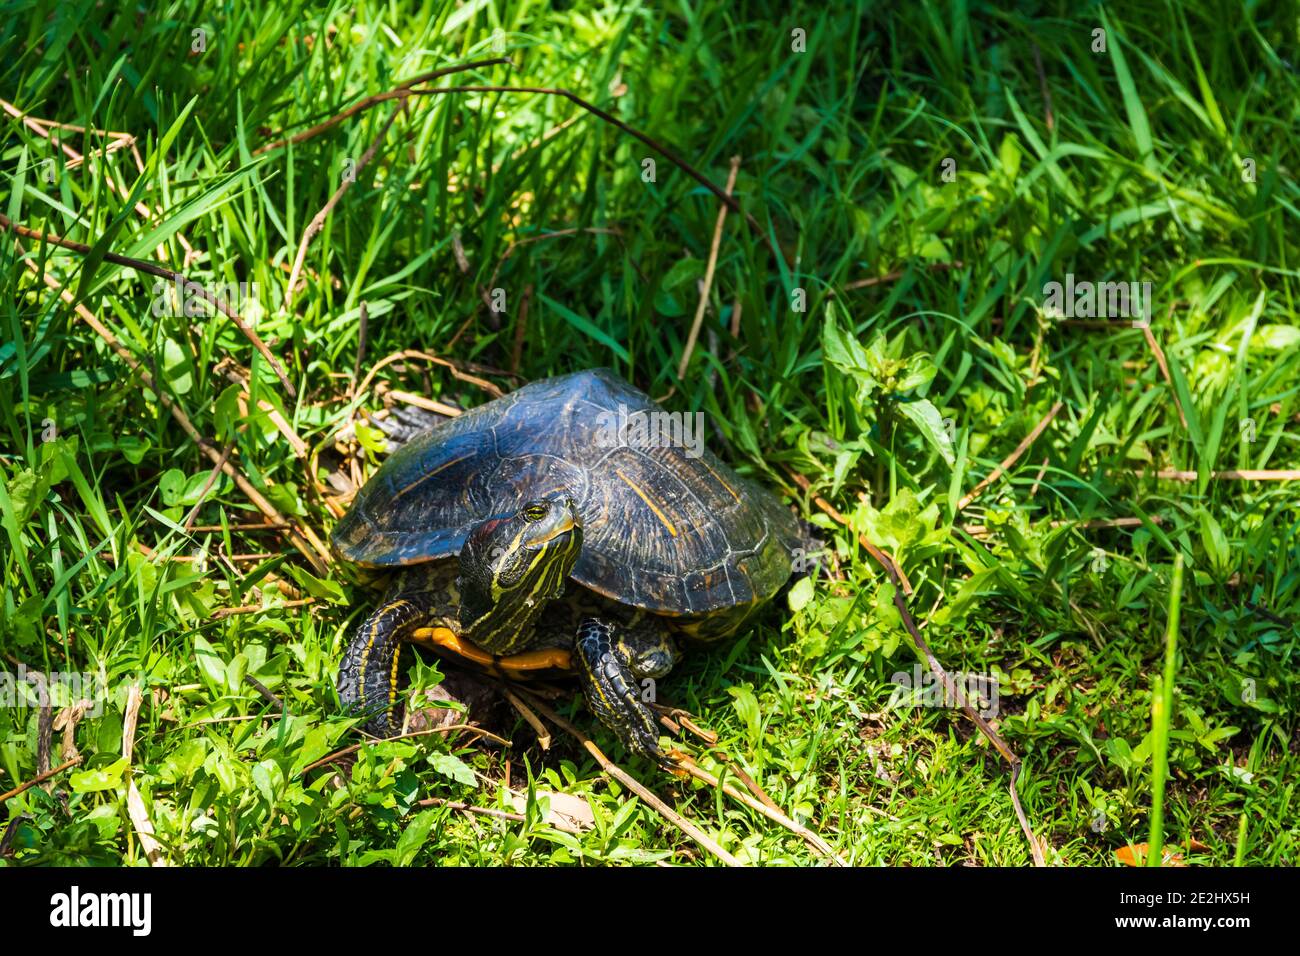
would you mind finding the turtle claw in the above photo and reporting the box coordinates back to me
[573,619,665,762]
[369,404,454,449]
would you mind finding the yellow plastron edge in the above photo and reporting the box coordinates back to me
[409,626,573,676]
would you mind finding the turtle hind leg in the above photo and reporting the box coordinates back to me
[573,617,677,763]
[338,594,432,736]
[368,404,455,450]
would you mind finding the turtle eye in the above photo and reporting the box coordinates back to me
[522,502,549,522]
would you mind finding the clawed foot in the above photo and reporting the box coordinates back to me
[573,619,670,762]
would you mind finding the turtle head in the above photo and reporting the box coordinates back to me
[456,498,583,645]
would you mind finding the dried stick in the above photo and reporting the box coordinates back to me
[350,301,369,398]
[33,671,51,791]
[889,566,1045,864]
[402,85,783,269]
[16,244,331,572]
[1031,44,1055,133]
[354,349,503,400]
[0,757,82,805]
[836,260,965,293]
[955,401,1064,513]
[181,441,234,530]
[783,465,1046,866]
[215,359,311,457]
[1145,469,1300,481]
[502,686,551,751]
[677,155,740,381]
[481,227,622,306]
[242,675,285,711]
[510,687,741,866]
[1,214,294,396]
[961,515,1164,536]
[784,468,914,595]
[253,58,512,155]
[649,703,718,745]
[415,796,584,836]
[383,389,463,418]
[1,98,196,262]
[510,283,533,375]
[720,758,780,813]
[1141,324,1188,430]
[122,685,168,865]
[672,753,845,865]
[284,104,402,309]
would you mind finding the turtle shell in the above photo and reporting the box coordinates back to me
[333,368,799,616]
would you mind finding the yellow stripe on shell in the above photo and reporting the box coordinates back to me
[390,454,474,502]
[615,468,679,537]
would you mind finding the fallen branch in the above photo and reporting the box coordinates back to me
[1,98,196,263]
[836,260,965,293]
[510,686,741,866]
[961,514,1165,537]
[382,389,463,418]
[647,703,828,849]
[956,401,1064,513]
[181,441,234,530]
[122,684,169,866]
[355,349,503,400]
[677,155,740,381]
[1031,44,1055,133]
[510,283,533,374]
[720,757,780,813]
[783,465,1046,866]
[502,686,551,751]
[15,242,331,572]
[1140,324,1189,431]
[649,703,717,745]
[784,468,913,595]
[1,214,295,397]
[215,358,311,458]
[253,58,512,155]
[483,227,622,299]
[402,84,783,269]
[0,757,82,805]
[1145,469,1300,481]
[243,675,286,712]
[284,103,403,309]
[672,753,845,864]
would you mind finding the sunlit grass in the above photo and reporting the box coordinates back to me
[0,0,1297,865]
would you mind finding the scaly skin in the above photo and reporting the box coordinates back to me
[573,619,668,761]
[337,499,679,757]
[337,593,434,736]
[338,565,679,754]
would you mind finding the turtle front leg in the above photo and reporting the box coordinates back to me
[338,593,432,736]
[573,617,678,762]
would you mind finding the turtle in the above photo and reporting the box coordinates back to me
[332,368,800,760]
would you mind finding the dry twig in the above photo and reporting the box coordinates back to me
[509,686,741,866]
[956,401,1064,513]
[677,155,741,381]
[1,214,293,395]
[0,757,82,805]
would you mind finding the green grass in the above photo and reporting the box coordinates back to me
[1,0,1298,866]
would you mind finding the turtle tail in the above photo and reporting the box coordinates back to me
[338,594,430,736]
